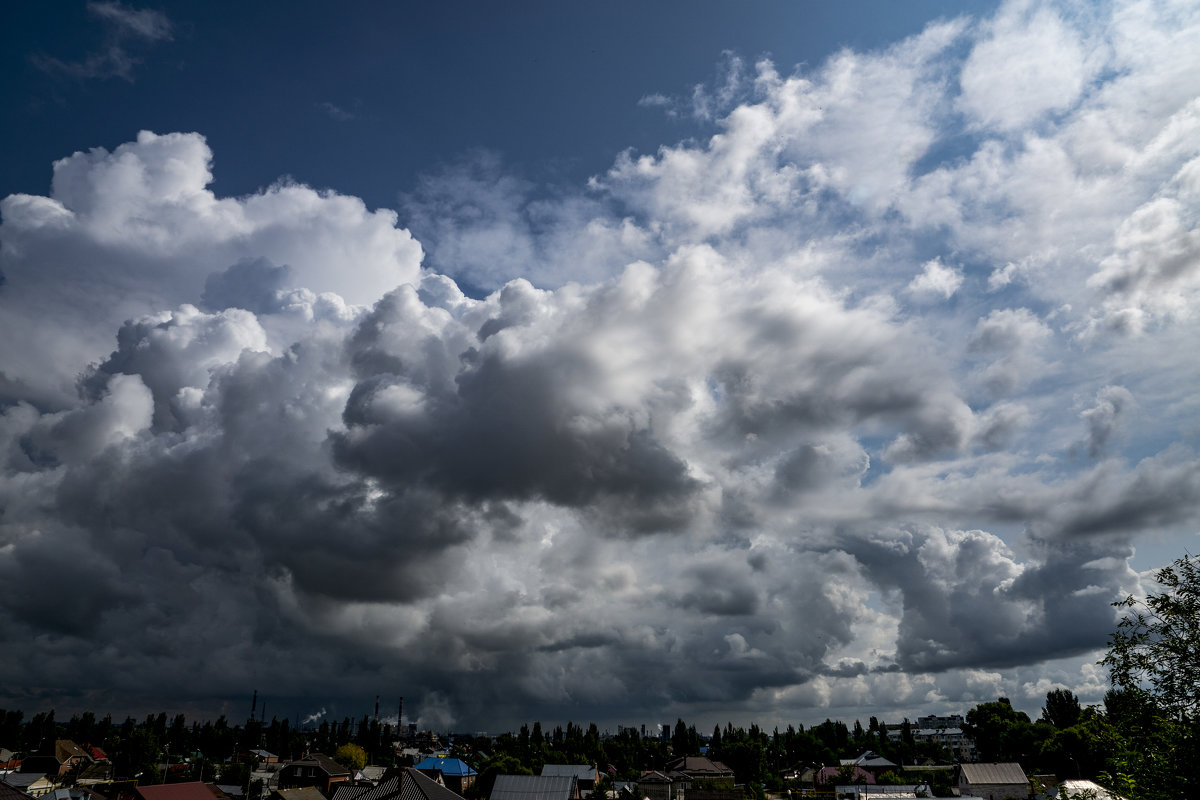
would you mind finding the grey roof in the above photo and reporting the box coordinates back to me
[401,768,467,800]
[275,789,329,800]
[0,782,30,800]
[491,775,576,800]
[844,752,896,769]
[959,763,1028,785]
[285,754,351,777]
[664,757,733,777]
[332,786,376,800]
[637,772,672,785]
[2,772,48,789]
[330,768,463,800]
[541,766,594,781]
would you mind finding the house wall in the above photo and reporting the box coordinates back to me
[961,782,1028,800]
[639,782,673,800]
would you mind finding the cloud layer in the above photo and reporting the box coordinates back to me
[3,0,1200,730]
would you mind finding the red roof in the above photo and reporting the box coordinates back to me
[136,782,221,800]
[815,766,875,785]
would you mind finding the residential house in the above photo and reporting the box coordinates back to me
[540,766,597,798]
[412,759,475,796]
[55,741,92,777]
[839,753,897,779]
[662,758,734,783]
[490,774,576,800]
[21,741,92,779]
[398,768,468,800]
[41,787,108,800]
[354,767,388,786]
[956,763,1029,800]
[3,771,56,797]
[665,756,737,800]
[636,771,674,800]
[331,767,463,800]
[816,766,874,788]
[250,751,280,765]
[637,758,738,800]
[0,781,29,800]
[278,755,352,796]
[275,788,330,800]
[134,782,224,800]
[607,782,638,800]
[74,761,113,787]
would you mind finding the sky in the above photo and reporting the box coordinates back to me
[1,0,1199,736]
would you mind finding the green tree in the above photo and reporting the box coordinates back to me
[1098,553,1200,800]
[964,698,1031,763]
[1042,689,1082,730]
[1103,554,1200,721]
[334,742,368,771]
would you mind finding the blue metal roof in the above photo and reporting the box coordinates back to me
[413,757,477,777]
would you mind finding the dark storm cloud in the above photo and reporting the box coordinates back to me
[840,524,1128,674]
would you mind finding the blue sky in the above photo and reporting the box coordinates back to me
[2,1,994,212]
[2,0,1200,734]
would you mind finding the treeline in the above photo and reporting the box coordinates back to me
[0,706,951,797]
[0,708,398,787]
[0,694,1180,798]
[457,716,949,798]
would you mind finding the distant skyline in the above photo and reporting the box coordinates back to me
[2,0,1200,734]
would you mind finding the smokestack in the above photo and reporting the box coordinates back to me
[398,697,404,728]
[251,690,258,720]
[375,696,380,722]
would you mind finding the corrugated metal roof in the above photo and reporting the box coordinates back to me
[402,767,467,800]
[0,782,32,800]
[286,753,351,777]
[541,766,594,781]
[136,781,221,800]
[332,785,376,800]
[276,789,330,800]
[959,763,1028,785]
[2,773,48,790]
[491,775,576,800]
[414,759,476,777]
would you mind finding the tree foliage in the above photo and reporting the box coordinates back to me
[334,742,367,771]
[1099,553,1200,799]
[1103,553,1200,721]
[963,697,1034,763]
[1042,689,1082,730]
